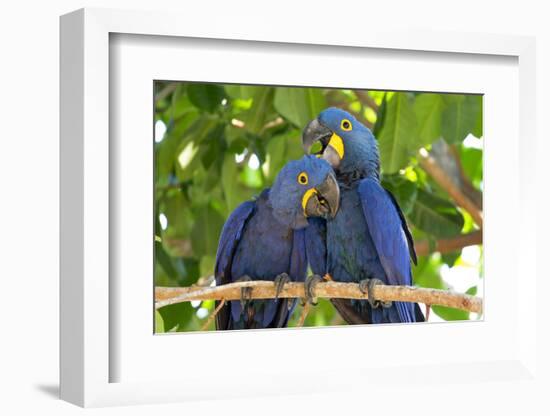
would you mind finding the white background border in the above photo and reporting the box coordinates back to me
[61,8,541,407]
[2,1,546,414]
[111,34,516,384]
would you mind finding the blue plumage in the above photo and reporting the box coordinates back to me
[303,107,423,324]
[214,155,340,330]
[357,179,416,322]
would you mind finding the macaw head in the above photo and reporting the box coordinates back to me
[302,107,380,179]
[269,155,340,229]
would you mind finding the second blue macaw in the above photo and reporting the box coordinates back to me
[302,108,424,324]
[215,155,340,330]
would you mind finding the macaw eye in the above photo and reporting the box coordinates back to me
[297,172,309,185]
[341,119,352,131]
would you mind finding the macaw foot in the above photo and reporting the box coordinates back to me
[304,274,326,306]
[323,273,333,281]
[273,273,291,299]
[359,278,392,309]
[274,273,293,311]
[236,275,253,310]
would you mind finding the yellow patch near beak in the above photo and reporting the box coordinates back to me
[328,133,344,159]
[302,188,318,216]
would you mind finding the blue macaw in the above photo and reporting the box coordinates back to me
[214,155,340,330]
[302,108,424,324]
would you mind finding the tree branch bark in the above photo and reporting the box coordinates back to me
[418,150,483,228]
[155,281,482,314]
[415,230,482,256]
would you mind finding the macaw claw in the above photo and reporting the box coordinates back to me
[236,275,253,309]
[359,278,392,309]
[304,274,325,306]
[274,273,291,299]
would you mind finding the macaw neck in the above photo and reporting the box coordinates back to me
[337,130,380,184]
[337,159,380,186]
[266,189,309,230]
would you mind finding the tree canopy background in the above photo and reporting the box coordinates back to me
[153,81,483,333]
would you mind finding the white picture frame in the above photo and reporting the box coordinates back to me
[60,7,539,408]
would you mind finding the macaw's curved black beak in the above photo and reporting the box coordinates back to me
[303,171,340,219]
[302,118,343,169]
[302,118,333,156]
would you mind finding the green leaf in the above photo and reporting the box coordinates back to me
[472,95,483,138]
[466,286,477,296]
[200,123,226,170]
[264,130,303,182]
[190,205,226,257]
[413,254,445,289]
[372,93,387,137]
[171,85,197,120]
[155,310,165,333]
[199,255,216,278]
[282,130,305,161]
[155,239,178,279]
[221,154,252,212]
[413,254,469,320]
[156,110,198,187]
[441,95,481,143]
[161,192,194,239]
[432,305,469,321]
[265,133,287,181]
[158,302,194,332]
[187,84,226,113]
[239,87,275,134]
[414,93,444,146]
[441,251,461,267]
[273,88,326,128]
[174,116,219,181]
[410,189,465,238]
[224,84,257,100]
[459,146,483,187]
[202,161,222,194]
[240,164,263,189]
[377,92,418,173]
[181,258,201,284]
[381,175,418,216]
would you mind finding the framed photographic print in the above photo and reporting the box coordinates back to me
[60,7,538,409]
[152,80,484,334]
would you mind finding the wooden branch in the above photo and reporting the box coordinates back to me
[259,116,285,134]
[415,230,482,256]
[418,150,483,227]
[155,281,482,314]
[296,302,311,327]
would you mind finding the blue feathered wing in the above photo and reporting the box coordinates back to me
[214,201,256,330]
[304,217,328,276]
[357,177,418,323]
[214,199,309,329]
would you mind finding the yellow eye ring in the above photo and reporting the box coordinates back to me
[341,119,352,131]
[297,172,309,185]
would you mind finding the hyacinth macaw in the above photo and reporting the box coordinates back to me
[302,107,424,324]
[214,155,340,330]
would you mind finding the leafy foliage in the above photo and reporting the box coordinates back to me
[154,82,483,331]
